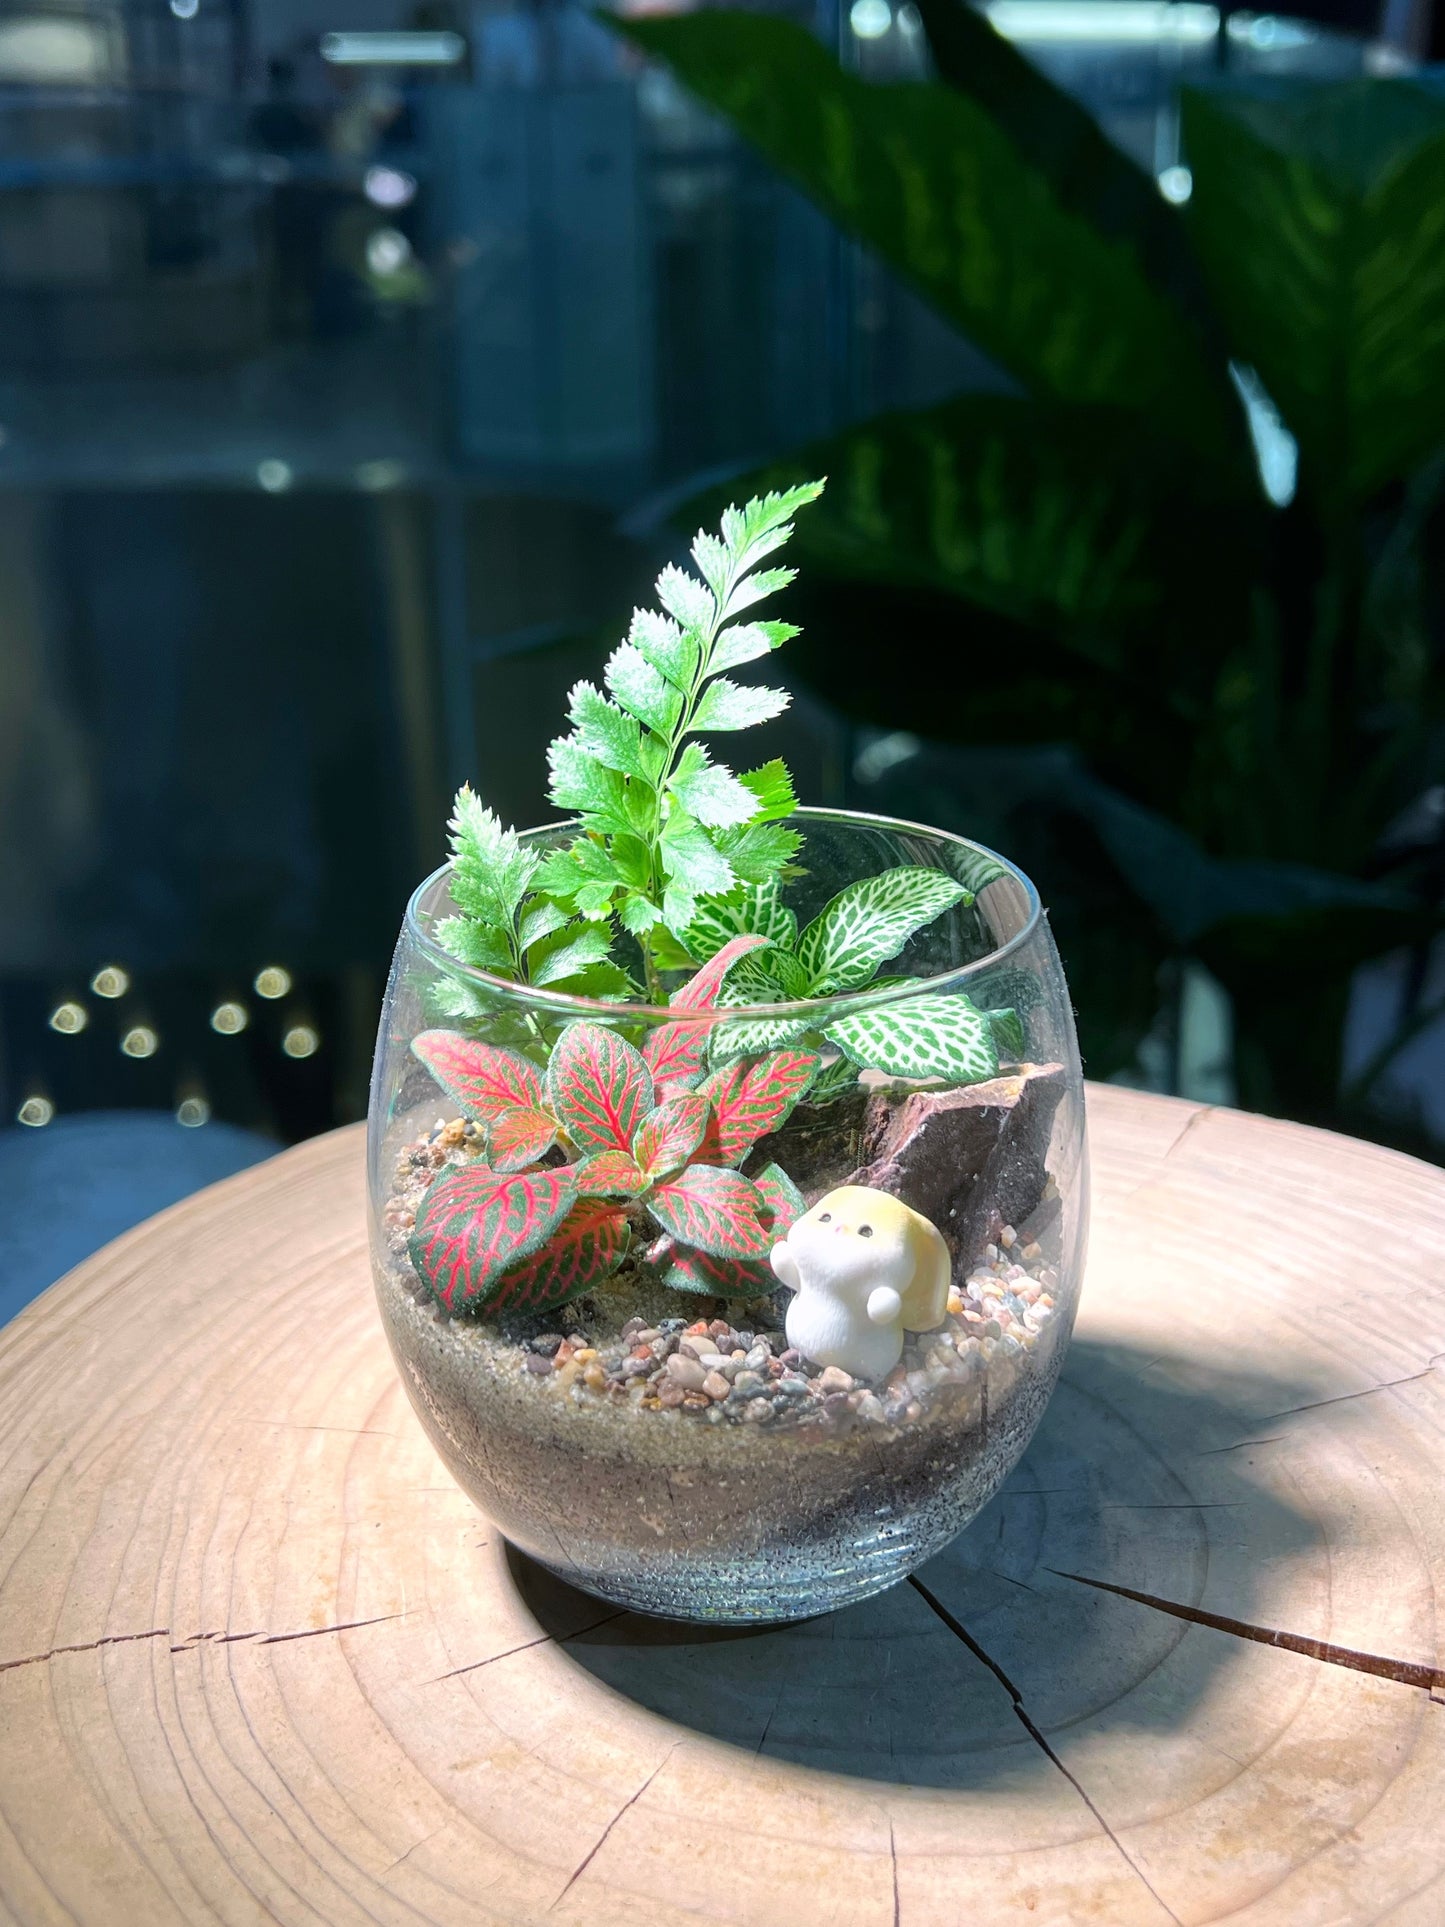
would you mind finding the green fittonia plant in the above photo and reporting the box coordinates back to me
[406,479,1022,1316]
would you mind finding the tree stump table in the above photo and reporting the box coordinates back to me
[3,1088,1445,1926]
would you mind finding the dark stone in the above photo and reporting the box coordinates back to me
[528,1333,566,1357]
[848,1063,1067,1268]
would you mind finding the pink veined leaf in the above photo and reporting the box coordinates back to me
[698,1048,820,1166]
[642,932,771,1090]
[646,1164,770,1260]
[659,1246,775,1298]
[413,1030,544,1122]
[632,1092,711,1183]
[487,1106,560,1172]
[753,1161,807,1236]
[547,1021,655,1154]
[573,1149,647,1198]
[408,1164,576,1312]
[490,1199,630,1311]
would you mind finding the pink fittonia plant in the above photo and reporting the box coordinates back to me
[409,947,812,1312]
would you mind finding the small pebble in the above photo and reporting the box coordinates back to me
[658,1382,686,1410]
[817,1366,854,1395]
[702,1371,731,1401]
[667,1354,707,1391]
[524,1353,554,1376]
[742,1397,772,1424]
[733,1370,766,1395]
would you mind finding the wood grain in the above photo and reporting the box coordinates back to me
[2,1088,1445,1925]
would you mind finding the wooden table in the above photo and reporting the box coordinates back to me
[3,1088,1445,1927]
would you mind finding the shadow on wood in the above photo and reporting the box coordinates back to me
[508,1335,1324,1790]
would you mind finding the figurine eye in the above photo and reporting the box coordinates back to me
[858,1224,873,1238]
[818,1212,831,1223]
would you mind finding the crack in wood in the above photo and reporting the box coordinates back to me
[0,1613,403,1676]
[888,1818,900,1927]
[548,1743,679,1913]
[1253,1354,1445,1427]
[426,1606,626,1686]
[1052,1570,1445,1694]
[907,1576,1182,1925]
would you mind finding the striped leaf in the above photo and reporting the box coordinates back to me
[486,1106,560,1172]
[825,995,999,1085]
[660,1246,776,1299]
[547,1021,654,1154]
[491,1200,631,1311]
[574,1149,647,1198]
[412,1030,543,1122]
[987,1006,1027,1061]
[754,1161,806,1236]
[647,1164,771,1259]
[795,868,968,993]
[698,1048,819,1166]
[682,877,798,962]
[408,1164,576,1312]
[632,1093,711,1183]
[642,932,771,1092]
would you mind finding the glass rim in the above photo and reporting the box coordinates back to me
[403,805,1043,1024]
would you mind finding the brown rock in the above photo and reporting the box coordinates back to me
[845,1062,1066,1267]
[817,1366,855,1395]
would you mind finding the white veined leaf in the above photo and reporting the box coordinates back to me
[796,867,968,993]
[655,562,715,635]
[709,619,798,674]
[684,876,798,960]
[667,745,758,828]
[566,681,645,778]
[824,996,999,1085]
[604,642,683,735]
[709,1014,818,1063]
[629,607,699,691]
[692,678,790,732]
[987,1006,1027,1060]
[722,565,795,621]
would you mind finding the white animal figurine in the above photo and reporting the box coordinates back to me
[771,1185,951,1381]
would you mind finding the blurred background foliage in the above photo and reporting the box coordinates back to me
[621,4,1445,1143]
[1,0,1442,1164]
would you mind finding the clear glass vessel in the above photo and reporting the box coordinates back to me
[368,809,1087,1623]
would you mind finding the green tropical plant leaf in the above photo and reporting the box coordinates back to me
[986,1007,1027,1061]
[642,932,772,1092]
[691,678,791,732]
[753,1161,806,1236]
[825,995,1000,1084]
[632,1092,712,1182]
[412,1031,544,1122]
[697,396,1258,669]
[698,1048,820,1166]
[667,746,759,828]
[915,0,1223,342]
[658,1246,776,1298]
[547,1022,655,1154]
[684,877,799,962]
[490,1198,631,1311]
[1182,81,1445,498]
[611,9,1233,456]
[795,867,968,993]
[486,1106,560,1172]
[573,1149,648,1198]
[647,1164,772,1259]
[408,1164,577,1311]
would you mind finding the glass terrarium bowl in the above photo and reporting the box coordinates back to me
[367,808,1087,1624]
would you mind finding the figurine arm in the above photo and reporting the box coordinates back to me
[867,1285,902,1325]
[771,1241,801,1291]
